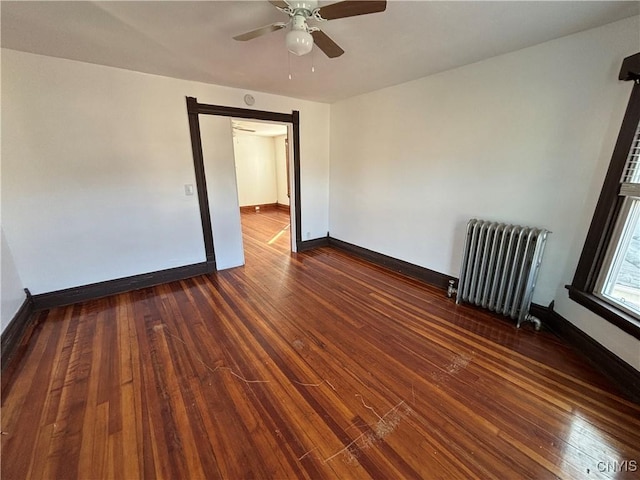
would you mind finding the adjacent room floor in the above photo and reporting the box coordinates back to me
[2,209,639,479]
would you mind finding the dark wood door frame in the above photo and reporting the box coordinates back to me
[186,97,302,265]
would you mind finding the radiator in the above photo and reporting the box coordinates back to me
[448,219,549,330]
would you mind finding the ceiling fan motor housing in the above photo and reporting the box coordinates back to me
[288,1,318,17]
[290,14,308,32]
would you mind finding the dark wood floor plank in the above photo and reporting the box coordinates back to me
[2,209,640,479]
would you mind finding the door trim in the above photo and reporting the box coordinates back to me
[185,97,302,260]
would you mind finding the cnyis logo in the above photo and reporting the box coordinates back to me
[597,460,638,473]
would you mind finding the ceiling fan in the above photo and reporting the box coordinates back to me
[233,1,387,58]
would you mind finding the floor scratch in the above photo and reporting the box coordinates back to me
[153,324,270,384]
[298,447,317,461]
[323,400,411,464]
[355,394,383,421]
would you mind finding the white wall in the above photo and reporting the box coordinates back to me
[233,134,278,207]
[1,49,330,294]
[275,135,290,206]
[329,17,639,367]
[1,227,25,332]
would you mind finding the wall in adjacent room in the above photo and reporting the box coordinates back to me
[233,134,278,207]
[1,49,330,294]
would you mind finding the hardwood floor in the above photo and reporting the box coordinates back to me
[2,209,640,479]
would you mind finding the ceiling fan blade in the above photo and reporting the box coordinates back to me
[233,23,287,41]
[269,0,290,8]
[311,30,344,58]
[316,1,387,21]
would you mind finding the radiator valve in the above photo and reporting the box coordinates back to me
[519,314,542,331]
[447,280,457,298]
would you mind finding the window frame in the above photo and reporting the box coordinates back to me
[594,196,640,319]
[568,52,640,340]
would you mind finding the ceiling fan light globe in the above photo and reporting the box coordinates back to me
[286,29,313,56]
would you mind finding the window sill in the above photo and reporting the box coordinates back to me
[566,286,640,340]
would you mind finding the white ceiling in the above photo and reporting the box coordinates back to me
[232,119,288,136]
[1,1,638,103]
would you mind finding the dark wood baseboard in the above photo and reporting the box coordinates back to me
[32,261,216,310]
[297,236,330,252]
[298,235,453,290]
[240,203,290,214]
[532,302,640,403]
[327,237,454,291]
[1,290,36,372]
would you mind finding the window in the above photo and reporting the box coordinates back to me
[569,53,640,340]
[594,123,640,318]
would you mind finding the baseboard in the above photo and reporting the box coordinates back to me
[298,236,330,252]
[327,237,454,291]
[533,302,640,403]
[1,290,36,372]
[240,203,290,214]
[32,261,216,310]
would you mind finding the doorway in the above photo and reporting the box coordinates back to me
[231,119,293,260]
[185,97,301,271]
